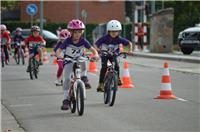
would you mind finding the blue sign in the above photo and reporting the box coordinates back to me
[26,4,38,16]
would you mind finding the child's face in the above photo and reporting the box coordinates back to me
[109,31,120,38]
[32,31,40,37]
[72,30,83,41]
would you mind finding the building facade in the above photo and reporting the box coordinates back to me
[20,1,125,24]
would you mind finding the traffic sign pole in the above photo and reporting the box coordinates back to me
[31,15,33,27]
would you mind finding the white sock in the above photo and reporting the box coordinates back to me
[81,71,87,77]
[63,90,68,100]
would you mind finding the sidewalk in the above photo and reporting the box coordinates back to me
[133,51,200,63]
[1,104,25,132]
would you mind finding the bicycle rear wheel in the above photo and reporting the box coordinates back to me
[76,82,84,116]
[69,87,76,113]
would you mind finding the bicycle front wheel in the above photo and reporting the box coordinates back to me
[104,72,118,106]
[76,82,84,116]
[33,60,38,79]
[29,59,34,80]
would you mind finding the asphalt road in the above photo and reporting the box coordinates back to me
[1,56,200,132]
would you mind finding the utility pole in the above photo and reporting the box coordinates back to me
[76,0,80,19]
[40,0,44,35]
[151,0,156,14]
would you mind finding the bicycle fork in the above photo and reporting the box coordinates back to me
[72,68,86,99]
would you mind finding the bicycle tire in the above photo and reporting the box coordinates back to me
[1,51,5,67]
[109,73,118,106]
[70,96,76,113]
[34,60,38,79]
[76,82,84,116]
[29,58,34,80]
[17,52,20,64]
[104,72,113,104]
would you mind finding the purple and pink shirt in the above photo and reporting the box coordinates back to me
[59,37,91,58]
[95,34,129,53]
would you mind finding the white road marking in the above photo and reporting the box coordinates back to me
[10,104,33,107]
[176,97,188,102]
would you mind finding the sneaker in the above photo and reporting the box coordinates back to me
[61,99,70,110]
[97,83,104,92]
[26,66,30,72]
[54,80,62,86]
[81,76,91,89]
[118,78,123,86]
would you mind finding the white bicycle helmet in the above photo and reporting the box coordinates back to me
[0,24,7,31]
[107,20,122,31]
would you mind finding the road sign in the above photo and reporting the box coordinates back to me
[26,4,38,16]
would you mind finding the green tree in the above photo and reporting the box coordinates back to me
[156,1,200,44]
[1,0,19,10]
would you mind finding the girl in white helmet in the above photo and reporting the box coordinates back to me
[94,20,133,92]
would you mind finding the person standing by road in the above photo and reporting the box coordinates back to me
[137,23,144,51]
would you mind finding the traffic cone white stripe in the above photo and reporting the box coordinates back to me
[123,69,130,77]
[163,69,170,75]
[161,83,172,90]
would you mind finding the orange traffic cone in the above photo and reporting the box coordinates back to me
[88,60,97,73]
[154,62,177,99]
[52,58,57,65]
[43,50,49,64]
[119,61,134,88]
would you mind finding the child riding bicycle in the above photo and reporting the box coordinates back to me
[94,20,133,92]
[56,19,99,110]
[21,25,46,72]
[12,27,25,61]
[0,24,11,65]
[52,29,71,86]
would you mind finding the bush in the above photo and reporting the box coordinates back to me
[3,21,98,44]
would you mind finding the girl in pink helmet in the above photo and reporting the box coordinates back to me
[56,19,99,110]
[52,29,71,86]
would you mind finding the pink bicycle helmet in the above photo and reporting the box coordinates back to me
[59,29,71,40]
[67,19,85,30]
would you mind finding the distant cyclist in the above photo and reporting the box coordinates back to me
[21,25,46,72]
[94,20,133,92]
[0,24,11,65]
[56,19,99,110]
[53,29,71,86]
[12,27,25,59]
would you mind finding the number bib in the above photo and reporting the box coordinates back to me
[65,45,84,58]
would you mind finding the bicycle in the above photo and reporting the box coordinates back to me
[28,43,42,80]
[100,50,128,106]
[13,42,25,65]
[65,56,96,116]
[1,44,5,68]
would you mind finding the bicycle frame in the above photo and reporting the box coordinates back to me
[66,57,89,100]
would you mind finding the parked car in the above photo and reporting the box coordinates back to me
[178,24,200,55]
[11,29,58,47]
[92,23,106,43]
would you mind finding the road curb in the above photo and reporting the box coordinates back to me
[1,103,26,132]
